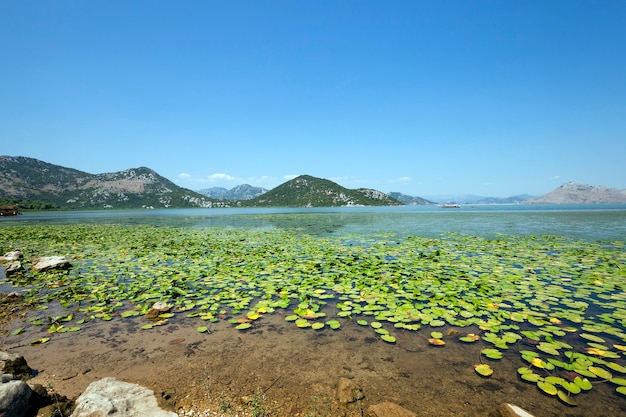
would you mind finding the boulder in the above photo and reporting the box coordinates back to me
[4,261,23,276]
[367,401,417,417]
[31,256,72,272]
[0,352,33,380]
[70,377,177,417]
[336,377,364,404]
[145,301,171,319]
[499,403,536,417]
[0,250,22,263]
[0,378,32,417]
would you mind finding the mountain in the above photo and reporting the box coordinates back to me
[197,187,229,199]
[246,175,402,207]
[388,192,434,205]
[0,156,226,209]
[524,182,626,204]
[198,184,268,200]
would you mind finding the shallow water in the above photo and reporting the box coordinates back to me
[3,204,626,241]
[2,205,626,416]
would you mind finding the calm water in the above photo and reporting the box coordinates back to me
[2,204,625,241]
[2,205,626,416]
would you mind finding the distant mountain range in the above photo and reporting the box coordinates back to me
[423,194,534,204]
[524,182,626,204]
[197,184,268,200]
[1,156,624,209]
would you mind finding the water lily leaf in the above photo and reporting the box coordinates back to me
[537,343,560,356]
[311,322,324,330]
[617,386,626,396]
[430,331,443,339]
[561,381,581,394]
[284,315,298,322]
[235,322,252,330]
[589,366,612,380]
[326,319,341,329]
[606,362,626,374]
[574,376,593,390]
[197,326,208,333]
[610,377,626,386]
[580,333,606,343]
[140,324,154,330]
[474,364,493,377]
[10,327,25,336]
[459,334,480,343]
[537,381,558,396]
[30,337,50,345]
[428,338,445,346]
[381,334,396,343]
[370,321,382,329]
[481,348,503,360]
[521,372,542,382]
[557,390,577,406]
[357,319,368,326]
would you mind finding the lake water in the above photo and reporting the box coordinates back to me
[2,204,626,416]
[3,204,626,241]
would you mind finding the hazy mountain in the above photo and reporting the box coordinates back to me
[197,187,229,199]
[0,156,226,209]
[246,175,402,207]
[524,182,626,204]
[423,194,534,204]
[388,192,434,205]
[198,184,268,200]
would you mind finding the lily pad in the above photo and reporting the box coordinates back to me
[474,364,493,377]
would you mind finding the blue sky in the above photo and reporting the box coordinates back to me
[2,1,625,197]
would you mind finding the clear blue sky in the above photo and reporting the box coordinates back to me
[2,1,625,197]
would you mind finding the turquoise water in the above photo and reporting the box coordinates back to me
[2,204,625,241]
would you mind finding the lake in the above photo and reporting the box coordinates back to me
[1,204,626,417]
[3,203,626,241]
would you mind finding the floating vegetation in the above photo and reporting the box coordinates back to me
[1,224,625,406]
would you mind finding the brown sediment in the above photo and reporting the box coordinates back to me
[2,306,625,417]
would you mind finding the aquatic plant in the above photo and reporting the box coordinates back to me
[1,224,626,405]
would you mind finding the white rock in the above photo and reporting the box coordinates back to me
[499,403,536,417]
[31,256,71,272]
[71,377,177,417]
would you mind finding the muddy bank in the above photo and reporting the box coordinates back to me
[3,302,625,417]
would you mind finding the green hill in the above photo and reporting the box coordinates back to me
[0,156,224,209]
[245,175,402,207]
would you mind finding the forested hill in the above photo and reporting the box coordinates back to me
[245,175,402,207]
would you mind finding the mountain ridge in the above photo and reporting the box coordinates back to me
[0,156,224,209]
[524,182,626,204]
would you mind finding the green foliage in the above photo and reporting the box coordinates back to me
[243,175,402,207]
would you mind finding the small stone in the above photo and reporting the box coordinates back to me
[336,377,364,404]
[145,302,172,319]
[499,403,536,417]
[367,401,417,417]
